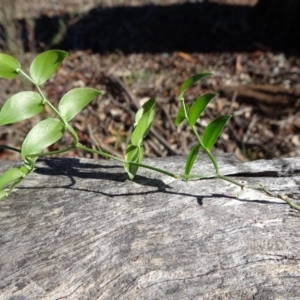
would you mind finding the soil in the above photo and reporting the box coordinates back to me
[1,0,300,162]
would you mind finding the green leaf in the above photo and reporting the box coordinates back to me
[202,114,232,151]
[21,118,65,156]
[0,191,7,200]
[131,115,148,146]
[0,168,24,190]
[178,73,213,101]
[124,144,144,180]
[19,165,31,176]
[0,53,21,79]
[58,87,101,122]
[130,98,155,146]
[30,50,68,85]
[185,144,201,176]
[134,106,144,127]
[175,103,189,126]
[0,91,44,125]
[188,93,218,126]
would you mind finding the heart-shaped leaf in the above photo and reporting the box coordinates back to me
[0,53,21,79]
[188,93,218,126]
[30,50,68,85]
[0,168,24,190]
[21,118,65,156]
[175,103,189,126]
[58,87,101,122]
[0,91,44,125]
[178,73,213,101]
[185,144,201,176]
[124,144,144,179]
[130,98,155,146]
[202,114,232,151]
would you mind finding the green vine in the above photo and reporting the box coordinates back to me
[0,50,299,212]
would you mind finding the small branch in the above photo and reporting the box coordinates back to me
[0,145,21,153]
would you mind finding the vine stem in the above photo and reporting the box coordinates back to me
[0,145,21,153]
[181,98,300,212]
[5,70,299,212]
[18,70,80,144]
[4,142,300,212]
[28,143,300,212]
[76,144,180,178]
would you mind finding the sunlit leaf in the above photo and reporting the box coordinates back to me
[0,53,21,79]
[188,93,218,126]
[21,118,65,156]
[130,98,155,146]
[0,91,44,125]
[0,168,24,190]
[178,73,213,101]
[202,114,232,151]
[30,50,68,85]
[175,103,189,126]
[134,106,144,127]
[131,115,148,146]
[58,87,101,122]
[124,144,144,180]
[185,144,201,177]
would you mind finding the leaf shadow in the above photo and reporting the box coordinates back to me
[30,158,286,207]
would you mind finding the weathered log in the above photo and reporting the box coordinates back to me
[0,154,300,299]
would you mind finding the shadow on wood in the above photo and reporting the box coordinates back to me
[0,154,299,299]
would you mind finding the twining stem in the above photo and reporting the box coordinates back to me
[0,145,21,153]
[27,141,300,212]
[2,69,298,212]
[76,144,180,178]
[181,97,220,174]
[259,183,300,211]
[217,173,245,188]
[18,69,80,144]
[191,125,220,174]
[27,145,77,158]
[3,140,300,212]
[178,97,300,212]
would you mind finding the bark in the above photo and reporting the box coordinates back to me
[0,155,300,299]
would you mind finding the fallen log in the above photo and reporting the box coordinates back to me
[0,154,299,299]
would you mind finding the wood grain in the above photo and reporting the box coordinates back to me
[0,154,299,299]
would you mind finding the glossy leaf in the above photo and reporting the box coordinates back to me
[134,106,144,127]
[202,114,232,151]
[30,50,68,85]
[175,103,189,126]
[130,98,155,146]
[0,53,21,79]
[178,73,213,101]
[58,87,101,122]
[0,168,24,190]
[124,144,144,180]
[0,91,44,125]
[21,118,65,156]
[188,93,218,126]
[185,144,201,176]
